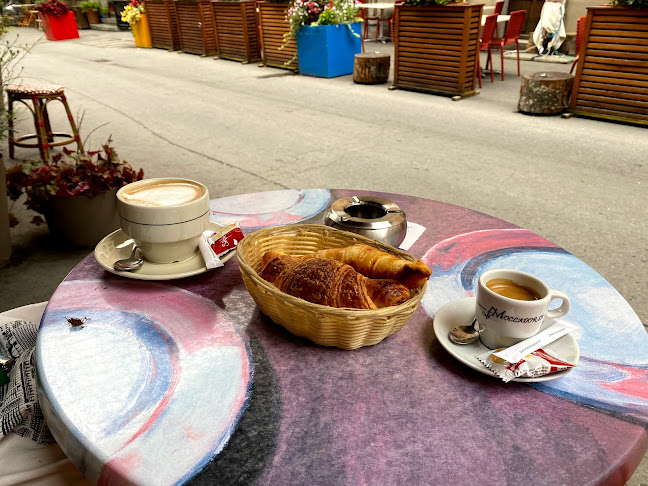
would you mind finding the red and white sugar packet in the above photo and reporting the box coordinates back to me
[476,321,578,382]
[477,347,575,382]
[198,222,245,269]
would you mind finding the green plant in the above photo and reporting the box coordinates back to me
[610,0,648,7]
[5,140,144,226]
[100,5,108,15]
[0,15,30,144]
[79,0,101,13]
[36,0,71,16]
[283,0,361,42]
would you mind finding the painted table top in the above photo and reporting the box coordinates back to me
[36,189,648,486]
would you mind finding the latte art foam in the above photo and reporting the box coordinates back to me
[121,182,204,207]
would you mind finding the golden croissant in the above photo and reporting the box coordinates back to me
[313,244,431,289]
[260,250,411,309]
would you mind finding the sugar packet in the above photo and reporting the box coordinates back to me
[198,222,245,269]
[477,348,575,382]
[476,321,578,382]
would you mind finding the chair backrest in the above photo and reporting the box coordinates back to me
[356,0,368,20]
[503,10,526,43]
[493,0,504,15]
[481,14,498,48]
[575,16,586,55]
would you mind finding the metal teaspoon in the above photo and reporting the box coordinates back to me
[113,245,144,272]
[448,317,480,345]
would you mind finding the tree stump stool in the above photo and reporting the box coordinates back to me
[518,72,575,115]
[353,52,390,84]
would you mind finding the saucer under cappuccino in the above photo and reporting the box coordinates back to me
[117,178,210,264]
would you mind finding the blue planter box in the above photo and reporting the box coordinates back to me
[296,23,362,78]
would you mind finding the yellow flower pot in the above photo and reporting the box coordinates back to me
[132,13,152,48]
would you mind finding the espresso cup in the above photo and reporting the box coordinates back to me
[116,178,210,264]
[475,269,570,349]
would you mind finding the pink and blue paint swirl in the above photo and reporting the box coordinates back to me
[36,280,253,485]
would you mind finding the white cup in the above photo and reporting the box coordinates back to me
[475,269,570,349]
[116,178,210,264]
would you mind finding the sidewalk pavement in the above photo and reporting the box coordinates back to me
[1,25,647,484]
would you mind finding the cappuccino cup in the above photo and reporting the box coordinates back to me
[116,178,210,264]
[475,269,570,349]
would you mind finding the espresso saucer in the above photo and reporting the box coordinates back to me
[94,222,235,281]
[433,297,580,382]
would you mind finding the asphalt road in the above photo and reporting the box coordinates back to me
[1,26,647,484]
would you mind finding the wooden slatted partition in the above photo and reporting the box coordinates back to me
[392,3,483,98]
[212,0,262,62]
[145,0,181,50]
[176,0,218,56]
[569,6,648,125]
[258,1,298,71]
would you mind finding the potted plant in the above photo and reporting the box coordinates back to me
[0,14,30,266]
[5,140,145,248]
[69,1,91,29]
[284,0,362,77]
[121,0,152,47]
[37,0,80,40]
[391,0,483,98]
[79,0,101,24]
[211,0,261,63]
[258,0,298,70]
[569,0,648,125]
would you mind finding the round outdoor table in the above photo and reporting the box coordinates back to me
[36,189,648,486]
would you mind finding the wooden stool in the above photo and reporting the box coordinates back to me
[353,52,390,84]
[18,9,35,27]
[518,72,575,115]
[7,84,84,162]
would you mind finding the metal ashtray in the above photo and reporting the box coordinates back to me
[324,196,407,247]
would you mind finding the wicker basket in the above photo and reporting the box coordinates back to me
[237,224,427,350]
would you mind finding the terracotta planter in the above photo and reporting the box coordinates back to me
[175,0,218,56]
[86,9,100,24]
[144,0,181,50]
[133,12,153,47]
[569,6,648,126]
[257,1,298,71]
[44,189,120,248]
[72,6,90,29]
[392,3,483,98]
[211,0,261,63]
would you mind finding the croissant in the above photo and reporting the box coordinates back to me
[313,244,431,289]
[260,250,411,309]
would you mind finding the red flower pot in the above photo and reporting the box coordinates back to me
[41,12,80,41]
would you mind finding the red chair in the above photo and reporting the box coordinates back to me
[376,5,395,43]
[570,16,586,74]
[491,9,526,80]
[492,0,504,37]
[357,0,380,41]
[478,14,499,87]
